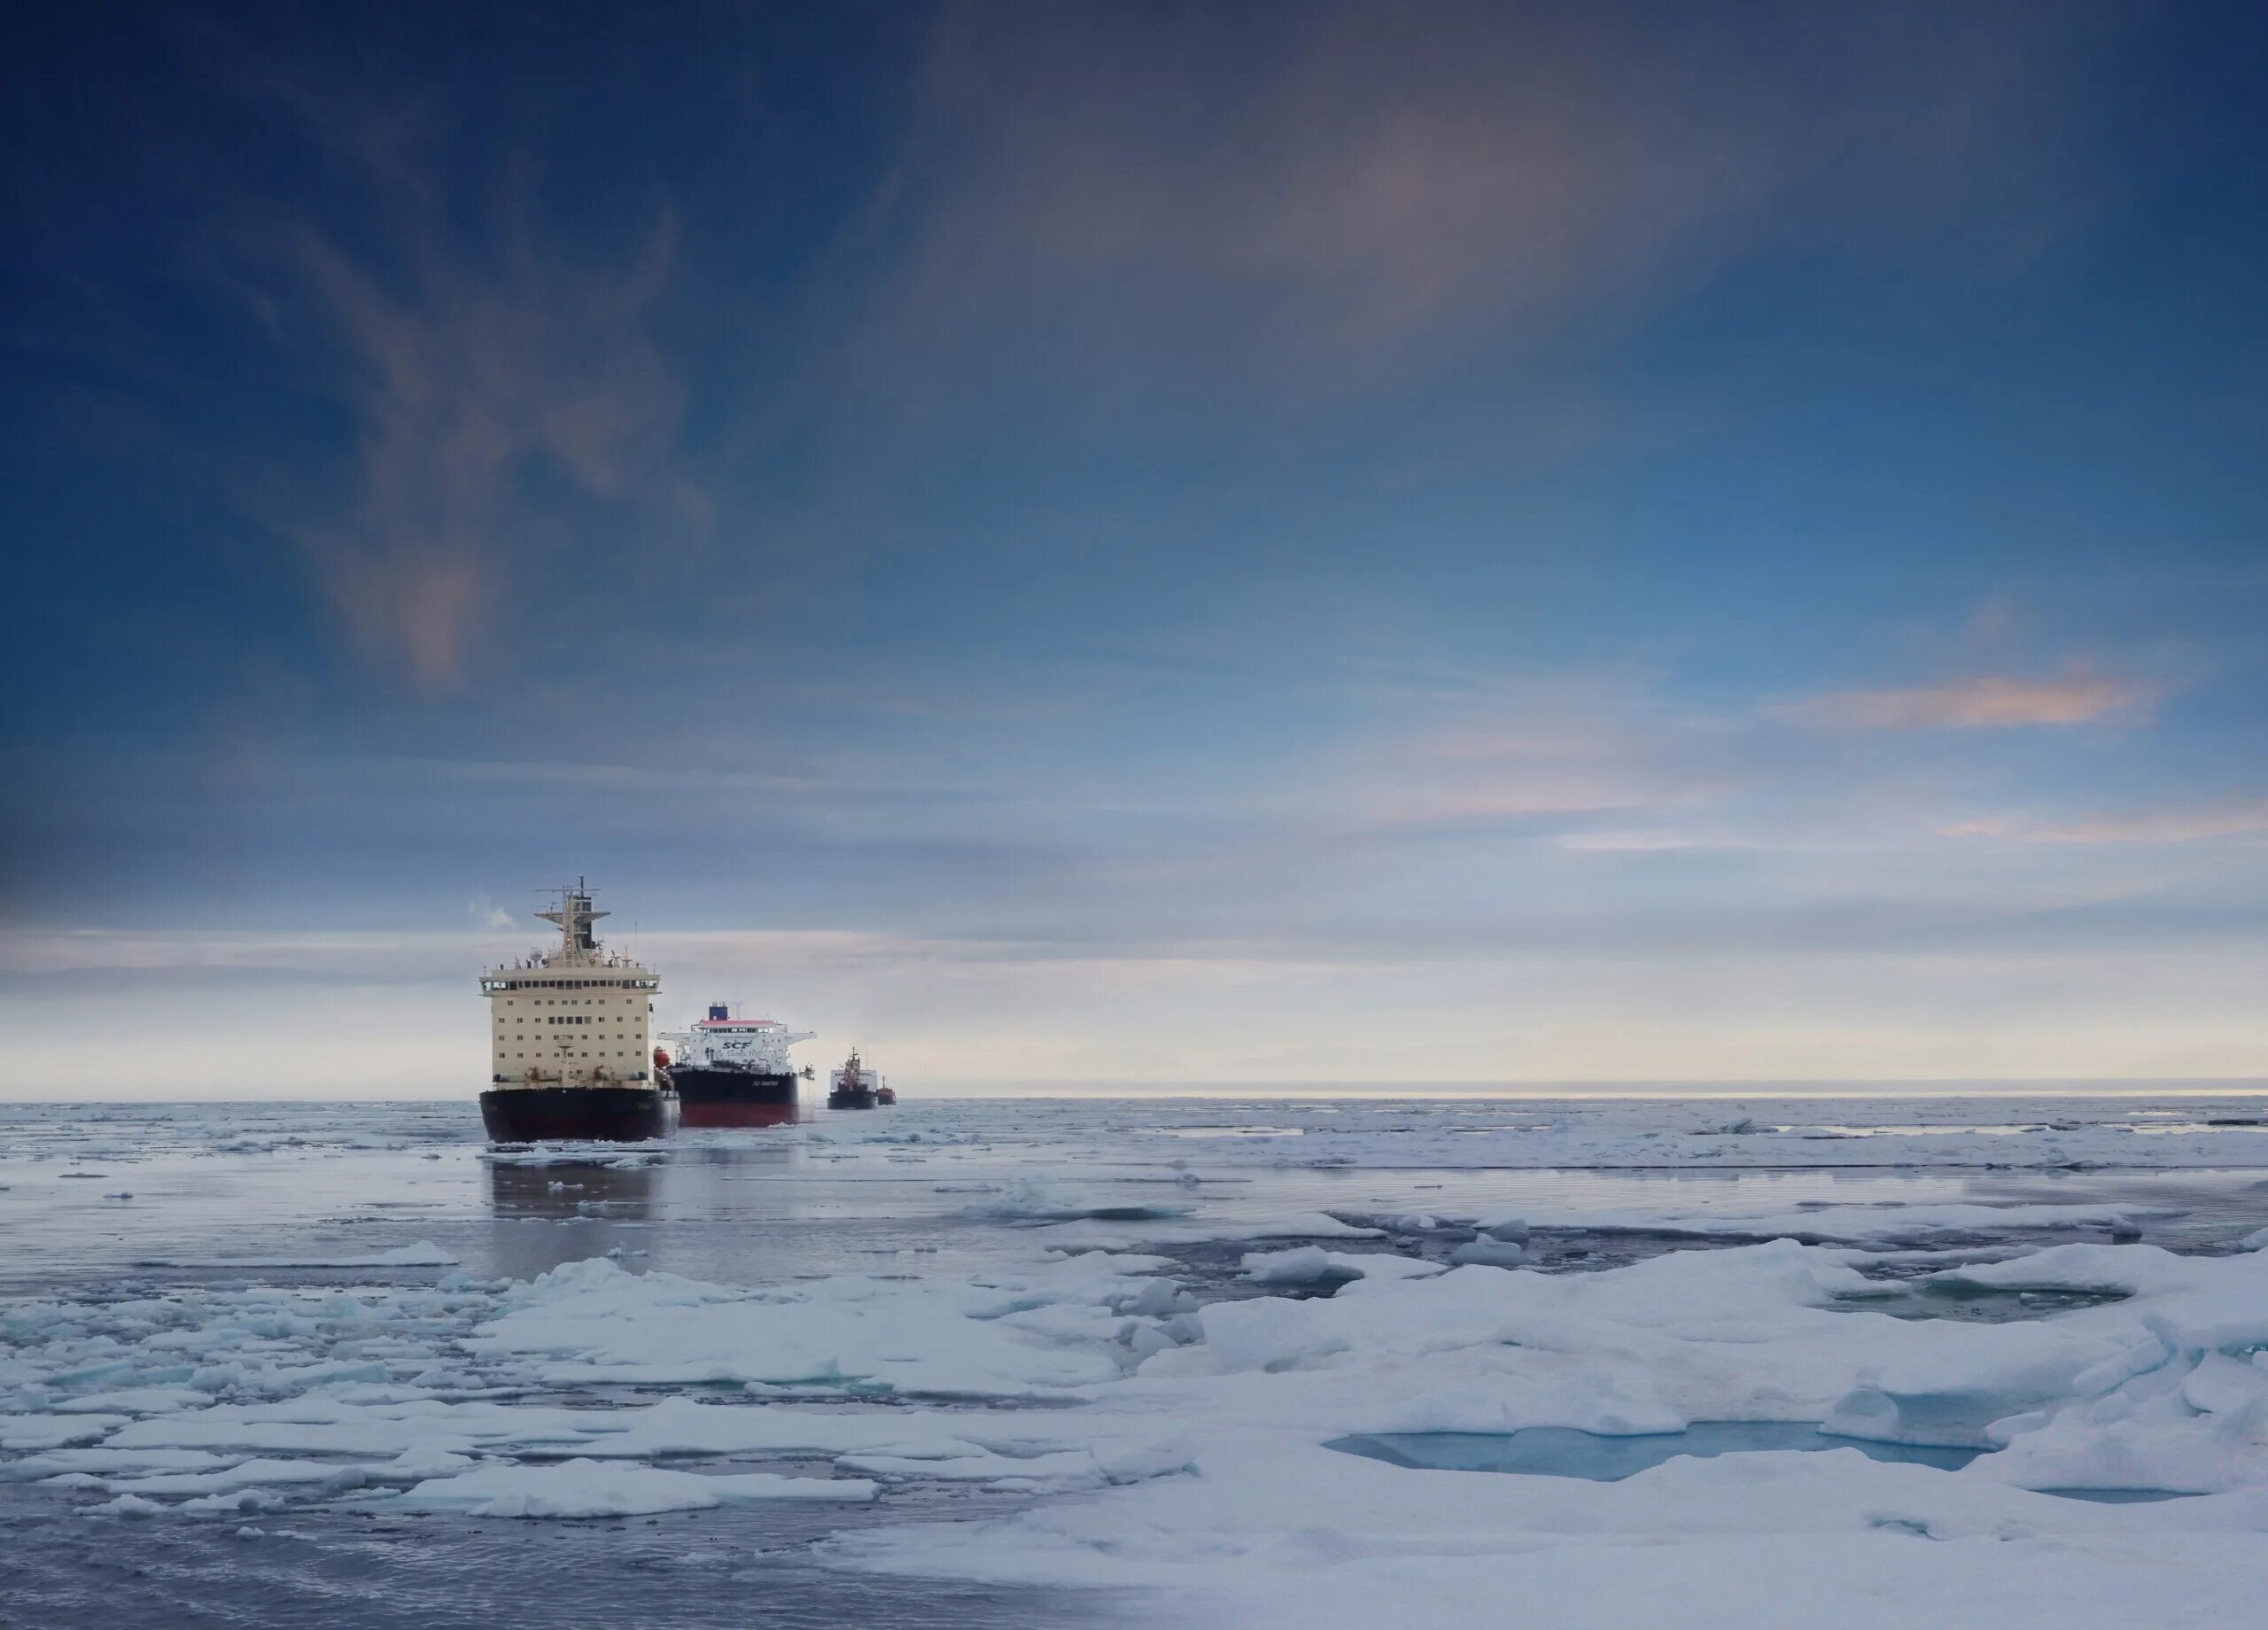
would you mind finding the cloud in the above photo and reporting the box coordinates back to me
[1944,799,2268,845]
[196,68,710,695]
[855,1,2129,393]
[1775,670,2158,731]
[284,209,704,693]
[1330,675,1749,834]
[1556,829,1741,854]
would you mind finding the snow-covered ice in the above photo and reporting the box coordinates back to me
[828,1238,2268,1626]
[385,1459,878,1517]
[1240,1246,1445,1285]
[5,1093,2268,1627]
[465,1252,1160,1395]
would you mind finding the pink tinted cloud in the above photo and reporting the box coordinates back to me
[859,2,2128,390]
[206,66,706,696]
[285,206,703,695]
[1776,671,2158,731]
[1336,679,1741,831]
[1944,798,2268,845]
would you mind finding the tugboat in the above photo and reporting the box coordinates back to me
[478,881,680,1142]
[660,1005,816,1127]
[827,1048,886,1110]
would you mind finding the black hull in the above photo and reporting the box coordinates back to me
[480,1085,680,1143]
[671,1066,799,1127]
[827,1089,878,1110]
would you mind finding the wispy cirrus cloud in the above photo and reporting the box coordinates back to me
[1300,671,1757,840]
[1775,669,2159,731]
[282,206,706,694]
[858,1,2129,394]
[197,58,711,695]
[1945,798,2268,845]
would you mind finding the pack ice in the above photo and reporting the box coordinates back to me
[0,1246,1198,1520]
[822,1237,2268,1627]
[10,1096,2268,1629]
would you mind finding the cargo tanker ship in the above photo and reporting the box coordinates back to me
[658,1004,815,1127]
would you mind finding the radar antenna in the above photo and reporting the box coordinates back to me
[535,876,609,958]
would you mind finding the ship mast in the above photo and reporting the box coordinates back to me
[535,877,609,964]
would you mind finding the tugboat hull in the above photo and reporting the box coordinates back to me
[480,1085,680,1143]
[827,1048,884,1110]
[671,1066,799,1127]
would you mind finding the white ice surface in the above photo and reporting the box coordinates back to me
[385,1458,877,1517]
[463,1253,1156,1396]
[0,1412,128,1450]
[9,1094,2268,1625]
[822,1238,2268,1626]
[1239,1246,1445,1285]
[0,1244,1202,1516]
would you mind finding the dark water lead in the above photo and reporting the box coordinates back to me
[0,1486,1139,1630]
[1327,1424,2193,1503]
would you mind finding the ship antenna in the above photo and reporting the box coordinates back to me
[534,877,609,961]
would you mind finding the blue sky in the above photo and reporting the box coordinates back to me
[4,1,2266,1094]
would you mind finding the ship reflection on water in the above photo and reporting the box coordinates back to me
[483,1110,810,1217]
[479,1113,824,1281]
[485,1159,658,1280]
[485,1157,661,1222]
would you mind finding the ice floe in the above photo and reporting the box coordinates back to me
[464,1253,1159,1396]
[0,1242,1207,1517]
[1445,1238,1528,1268]
[824,1237,2268,1625]
[1239,1247,1445,1286]
[384,1459,877,1517]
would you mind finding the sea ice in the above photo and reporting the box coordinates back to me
[107,1455,367,1495]
[464,1254,1157,1396]
[827,1234,2268,1626]
[1445,1238,1527,1268]
[11,1093,2268,1625]
[0,1412,128,1450]
[1239,1247,1445,1286]
[385,1458,878,1518]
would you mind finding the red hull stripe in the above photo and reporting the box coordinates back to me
[680,1104,804,1129]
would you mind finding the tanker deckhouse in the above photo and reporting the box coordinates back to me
[661,1005,816,1127]
[478,883,680,1142]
